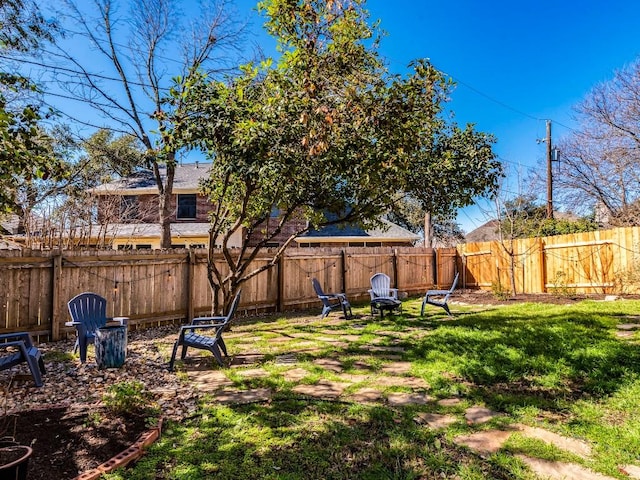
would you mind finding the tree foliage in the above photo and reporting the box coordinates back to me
[0,0,64,215]
[173,0,502,310]
[556,57,640,226]
[498,195,597,239]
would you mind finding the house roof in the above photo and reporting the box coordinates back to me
[296,218,420,243]
[0,214,22,235]
[464,220,500,243]
[90,163,212,195]
[81,223,212,239]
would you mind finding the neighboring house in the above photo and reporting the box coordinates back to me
[89,163,420,250]
[89,163,242,250]
[464,220,500,243]
[296,218,420,247]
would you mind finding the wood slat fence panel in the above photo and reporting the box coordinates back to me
[0,246,447,340]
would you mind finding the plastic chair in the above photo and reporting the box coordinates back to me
[311,278,353,319]
[368,273,401,315]
[421,272,459,316]
[66,292,125,362]
[169,289,242,370]
[0,332,45,387]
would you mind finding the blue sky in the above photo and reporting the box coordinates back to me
[40,0,640,234]
[237,0,640,232]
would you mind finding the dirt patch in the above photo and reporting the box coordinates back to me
[4,405,150,479]
[452,290,611,306]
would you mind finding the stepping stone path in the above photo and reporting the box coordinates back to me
[437,397,461,407]
[414,412,458,429]
[380,361,411,374]
[464,406,500,424]
[348,388,383,403]
[235,368,269,378]
[214,388,272,404]
[616,323,640,339]
[292,379,350,399]
[516,455,617,480]
[313,358,343,372]
[187,370,234,392]
[282,368,309,382]
[386,392,434,406]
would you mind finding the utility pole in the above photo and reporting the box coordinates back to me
[546,120,553,219]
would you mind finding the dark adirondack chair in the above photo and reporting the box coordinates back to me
[66,292,125,363]
[169,289,242,371]
[368,273,402,316]
[421,272,459,316]
[0,332,45,387]
[311,278,353,319]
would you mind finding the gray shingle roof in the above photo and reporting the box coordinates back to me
[90,163,212,194]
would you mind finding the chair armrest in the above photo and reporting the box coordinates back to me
[192,316,226,324]
[0,332,34,347]
[425,289,451,296]
[180,322,226,332]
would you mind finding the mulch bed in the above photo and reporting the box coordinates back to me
[5,405,150,479]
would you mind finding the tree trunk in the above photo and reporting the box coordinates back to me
[424,211,432,247]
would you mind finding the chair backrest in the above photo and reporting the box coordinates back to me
[449,272,460,293]
[370,273,391,298]
[311,278,331,306]
[68,292,107,333]
[225,289,242,322]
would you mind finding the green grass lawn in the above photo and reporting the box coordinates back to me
[106,298,640,479]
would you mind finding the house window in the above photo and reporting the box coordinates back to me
[177,194,197,219]
[121,195,138,221]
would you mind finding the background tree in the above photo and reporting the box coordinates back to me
[555,57,640,226]
[387,196,465,247]
[27,0,246,247]
[0,0,65,216]
[175,0,502,311]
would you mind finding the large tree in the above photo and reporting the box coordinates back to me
[29,0,245,247]
[556,57,640,226]
[0,0,65,215]
[172,0,503,311]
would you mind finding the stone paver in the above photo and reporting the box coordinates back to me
[214,388,272,404]
[414,413,458,429]
[454,429,513,455]
[616,331,635,338]
[437,397,462,407]
[516,455,617,480]
[275,354,297,365]
[465,406,500,424]
[313,358,343,372]
[386,392,434,406]
[516,424,592,458]
[380,361,412,374]
[350,361,374,370]
[370,346,406,353]
[616,323,640,330]
[375,376,427,388]
[235,368,270,378]
[187,370,234,391]
[282,368,309,382]
[348,388,384,403]
[292,380,350,399]
[338,374,369,383]
[621,465,640,479]
[230,353,265,366]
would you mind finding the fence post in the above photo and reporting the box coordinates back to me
[341,249,347,294]
[277,255,284,312]
[51,253,62,341]
[538,238,546,293]
[392,249,398,289]
[187,250,195,322]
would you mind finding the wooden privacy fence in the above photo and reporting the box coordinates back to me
[458,226,640,295]
[0,246,457,340]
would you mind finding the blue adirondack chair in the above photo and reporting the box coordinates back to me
[0,332,45,387]
[169,289,242,371]
[312,278,353,319]
[66,292,125,363]
[421,272,459,316]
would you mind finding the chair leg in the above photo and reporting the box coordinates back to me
[443,303,452,316]
[168,341,180,371]
[180,344,189,360]
[25,354,43,387]
[210,345,225,367]
[79,341,88,363]
[218,337,228,357]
